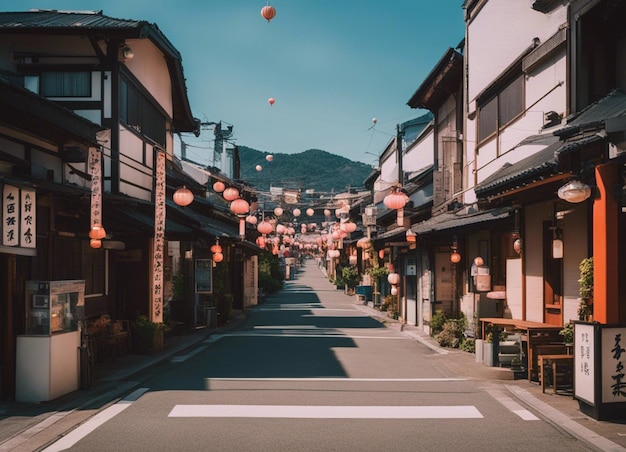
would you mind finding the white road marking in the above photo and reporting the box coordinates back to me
[205,377,468,382]
[168,404,483,419]
[486,386,539,421]
[41,388,149,452]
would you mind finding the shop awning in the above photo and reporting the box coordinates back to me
[411,206,515,236]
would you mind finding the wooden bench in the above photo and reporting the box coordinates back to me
[538,354,573,394]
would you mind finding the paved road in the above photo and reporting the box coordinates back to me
[38,261,597,451]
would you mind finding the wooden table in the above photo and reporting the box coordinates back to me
[538,354,574,394]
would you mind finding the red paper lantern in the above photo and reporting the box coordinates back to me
[213,252,224,263]
[90,238,102,249]
[210,242,222,254]
[223,187,240,201]
[173,186,194,207]
[383,187,408,210]
[257,220,274,235]
[261,5,276,22]
[213,180,225,193]
[89,223,106,240]
[230,198,250,215]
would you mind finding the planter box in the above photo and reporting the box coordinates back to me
[483,342,495,367]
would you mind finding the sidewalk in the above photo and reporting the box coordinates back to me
[1,262,625,451]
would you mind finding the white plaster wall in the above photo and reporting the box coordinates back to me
[124,39,174,118]
[403,128,434,174]
[466,1,567,103]
[561,204,589,323]
[524,201,553,322]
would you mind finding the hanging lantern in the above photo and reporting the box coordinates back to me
[372,118,378,125]
[306,208,314,216]
[246,215,258,225]
[213,180,225,193]
[223,187,240,201]
[293,208,301,217]
[90,238,102,249]
[473,256,484,267]
[387,272,400,285]
[379,249,385,259]
[276,224,286,234]
[357,237,371,248]
[323,209,331,217]
[274,206,283,216]
[261,4,276,22]
[383,187,408,210]
[213,252,224,263]
[173,186,193,206]
[341,221,357,233]
[557,180,591,203]
[450,251,461,264]
[266,154,273,162]
[406,230,416,242]
[89,223,106,240]
[390,286,398,296]
[230,198,250,215]
[257,220,273,235]
[256,165,263,172]
[256,236,266,248]
[513,238,523,254]
[210,241,223,254]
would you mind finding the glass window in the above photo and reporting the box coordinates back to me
[119,77,166,146]
[41,71,91,97]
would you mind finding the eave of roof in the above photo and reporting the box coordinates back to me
[407,48,463,111]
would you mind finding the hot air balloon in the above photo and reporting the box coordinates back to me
[261,4,276,22]
[268,97,275,106]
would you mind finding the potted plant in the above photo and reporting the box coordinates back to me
[341,265,362,294]
[559,322,574,345]
[578,257,593,321]
[366,265,389,305]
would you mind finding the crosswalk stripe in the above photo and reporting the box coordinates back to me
[168,404,483,419]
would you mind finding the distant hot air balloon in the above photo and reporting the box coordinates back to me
[261,4,276,22]
[268,97,275,106]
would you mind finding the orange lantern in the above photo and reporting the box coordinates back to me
[230,198,250,215]
[256,236,266,248]
[256,165,263,172]
[210,241,222,254]
[213,252,224,263]
[246,215,258,225]
[213,180,225,193]
[223,187,240,201]
[341,221,357,233]
[383,187,408,210]
[450,251,461,264]
[173,186,194,207]
[266,154,273,162]
[89,224,106,240]
[90,238,102,249]
[293,208,301,217]
[261,5,276,22]
[257,220,273,235]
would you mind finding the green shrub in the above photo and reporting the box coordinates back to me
[460,337,476,353]
[430,309,447,337]
[435,314,468,349]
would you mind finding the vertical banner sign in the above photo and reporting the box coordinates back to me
[151,150,166,323]
[601,326,626,403]
[20,189,35,248]
[575,323,596,404]
[3,185,36,248]
[88,147,102,227]
[3,185,19,246]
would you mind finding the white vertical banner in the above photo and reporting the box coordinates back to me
[2,185,19,246]
[88,147,102,227]
[20,189,35,248]
[151,150,166,323]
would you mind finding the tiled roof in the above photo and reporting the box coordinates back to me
[0,10,141,30]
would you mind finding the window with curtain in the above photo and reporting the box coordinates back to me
[41,71,91,97]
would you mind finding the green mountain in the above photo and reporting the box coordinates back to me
[238,146,374,194]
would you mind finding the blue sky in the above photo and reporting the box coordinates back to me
[6,2,465,165]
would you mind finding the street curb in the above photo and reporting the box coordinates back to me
[505,385,626,452]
